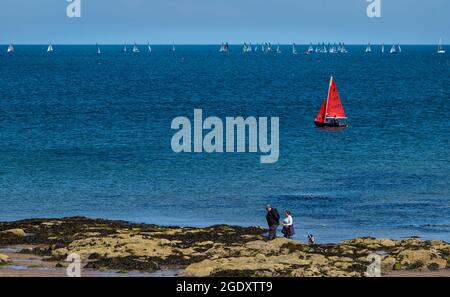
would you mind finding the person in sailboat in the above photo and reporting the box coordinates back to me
[332,115,338,125]
[314,76,348,128]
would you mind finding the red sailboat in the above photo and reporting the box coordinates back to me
[314,76,348,128]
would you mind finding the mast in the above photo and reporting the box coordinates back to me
[325,76,333,121]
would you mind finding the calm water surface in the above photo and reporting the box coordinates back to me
[0,45,449,243]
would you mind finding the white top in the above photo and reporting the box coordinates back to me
[283,215,293,227]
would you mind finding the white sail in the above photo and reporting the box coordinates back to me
[438,38,446,54]
[365,43,372,53]
[47,43,54,53]
[132,43,140,53]
[381,43,385,53]
[292,43,298,55]
[122,43,127,53]
[148,43,152,53]
[276,44,281,53]
[7,43,14,53]
[397,44,402,53]
[307,43,314,54]
[172,43,176,52]
[254,44,258,52]
[330,43,338,54]
[390,44,396,54]
[219,43,224,52]
[96,43,101,54]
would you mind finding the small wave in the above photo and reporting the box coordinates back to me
[418,224,450,228]
[273,194,333,200]
[398,224,450,230]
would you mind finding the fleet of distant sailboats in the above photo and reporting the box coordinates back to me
[3,40,447,55]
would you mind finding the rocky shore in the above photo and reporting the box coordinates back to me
[1,217,449,277]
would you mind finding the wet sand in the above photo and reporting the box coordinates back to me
[385,269,450,277]
[0,246,180,277]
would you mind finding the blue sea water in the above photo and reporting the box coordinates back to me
[0,45,449,243]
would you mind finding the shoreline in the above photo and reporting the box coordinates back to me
[1,217,449,277]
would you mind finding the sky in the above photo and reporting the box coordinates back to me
[0,0,449,44]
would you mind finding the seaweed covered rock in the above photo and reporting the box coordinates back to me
[0,253,11,265]
[0,217,449,277]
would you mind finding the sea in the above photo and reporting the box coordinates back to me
[0,45,449,243]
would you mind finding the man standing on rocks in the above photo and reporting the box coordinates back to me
[265,204,280,240]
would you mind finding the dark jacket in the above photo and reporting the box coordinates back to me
[266,208,280,227]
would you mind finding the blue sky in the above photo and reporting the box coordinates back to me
[0,0,449,44]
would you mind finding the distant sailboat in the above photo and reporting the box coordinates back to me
[397,44,402,53]
[292,43,298,55]
[381,43,385,54]
[147,43,152,53]
[254,44,258,52]
[330,43,338,54]
[96,43,101,55]
[307,43,314,54]
[340,43,348,53]
[132,43,140,53]
[219,42,224,52]
[390,44,397,54]
[47,43,54,53]
[314,76,348,128]
[438,38,446,54]
[243,43,248,53]
[122,43,127,53]
[7,43,14,53]
[276,44,281,54]
[365,43,372,53]
[172,43,176,52]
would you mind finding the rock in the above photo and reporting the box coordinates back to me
[0,253,11,265]
[342,237,396,249]
[379,239,397,248]
[0,228,26,237]
[307,254,328,266]
[398,249,438,270]
[181,259,218,277]
[1,217,449,277]
[381,255,397,270]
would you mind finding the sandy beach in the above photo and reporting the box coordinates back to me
[1,217,449,277]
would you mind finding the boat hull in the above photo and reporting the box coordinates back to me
[314,121,348,128]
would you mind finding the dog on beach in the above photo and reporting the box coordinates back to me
[307,234,316,245]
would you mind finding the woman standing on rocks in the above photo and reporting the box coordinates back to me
[282,210,295,239]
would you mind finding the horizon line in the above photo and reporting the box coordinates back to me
[0,43,446,46]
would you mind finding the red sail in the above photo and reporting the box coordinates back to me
[326,77,346,118]
[314,99,327,123]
